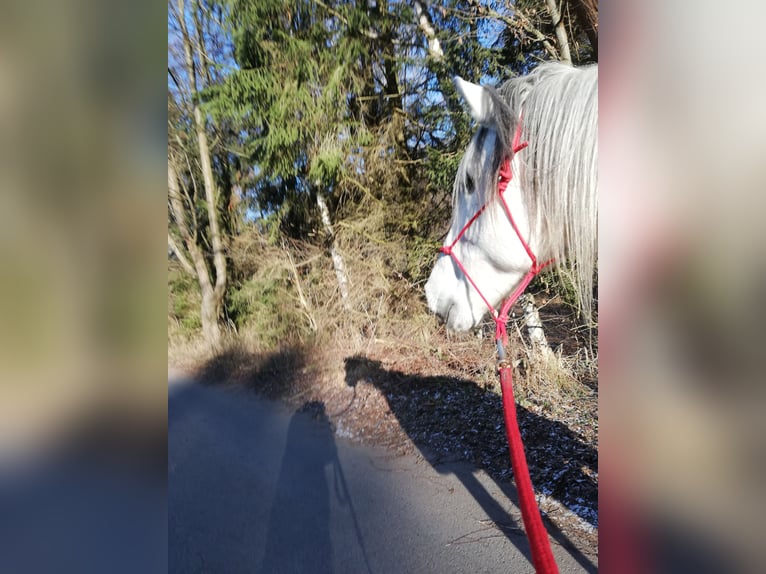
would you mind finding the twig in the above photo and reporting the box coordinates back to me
[315,0,379,40]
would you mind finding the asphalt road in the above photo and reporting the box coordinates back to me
[169,375,597,574]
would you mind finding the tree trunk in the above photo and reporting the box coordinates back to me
[178,0,227,347]
[567,0,598,59]
[199,288,223,345]
[316,188,350,309]
[376,0,405,145]
[413,0,443,60]
[168,157,223,346]
[521,294,553,355]
[544,0,573,65]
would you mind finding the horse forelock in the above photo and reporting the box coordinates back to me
[454,126,504,209]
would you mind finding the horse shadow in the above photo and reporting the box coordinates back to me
[344,355,597,573]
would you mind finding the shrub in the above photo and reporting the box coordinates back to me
[168,267,202,336]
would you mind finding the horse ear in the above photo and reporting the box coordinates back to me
[453,76,495,126]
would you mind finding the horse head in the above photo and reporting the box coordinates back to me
[425,64,598,332]
[425,77,539,332]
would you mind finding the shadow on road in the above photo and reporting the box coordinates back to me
[344,355,598,574]
[260,401,334,572]
[169,379,371,574]
[259,401,370,574]
[173,348,740,573]
[192,344,309,400]
[175,346,595,572]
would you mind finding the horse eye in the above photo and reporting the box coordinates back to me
[465,174,475,194]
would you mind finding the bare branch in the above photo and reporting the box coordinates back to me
[315,0,380,40]
[463,0,560,61]
[168,232,196,275]
[168,154,193,244]
[178,149,199,234]
[168,68,183,92]
[282,242,317,332]
[193,0,213,86]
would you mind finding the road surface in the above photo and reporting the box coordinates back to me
[169,375,596,573]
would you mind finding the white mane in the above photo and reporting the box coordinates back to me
[498,63,598,319]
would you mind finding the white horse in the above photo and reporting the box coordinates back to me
[425,63,598,332]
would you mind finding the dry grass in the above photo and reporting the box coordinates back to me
[168,224,598,414]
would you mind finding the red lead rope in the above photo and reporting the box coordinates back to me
[438,123,558,574]
[500,366,559,574]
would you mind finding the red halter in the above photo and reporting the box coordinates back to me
[438,123,553,346]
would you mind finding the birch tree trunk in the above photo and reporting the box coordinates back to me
[521,294,556,364]
[316,188,350,310]
[545,0,572,65]
[521,294,549,349]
